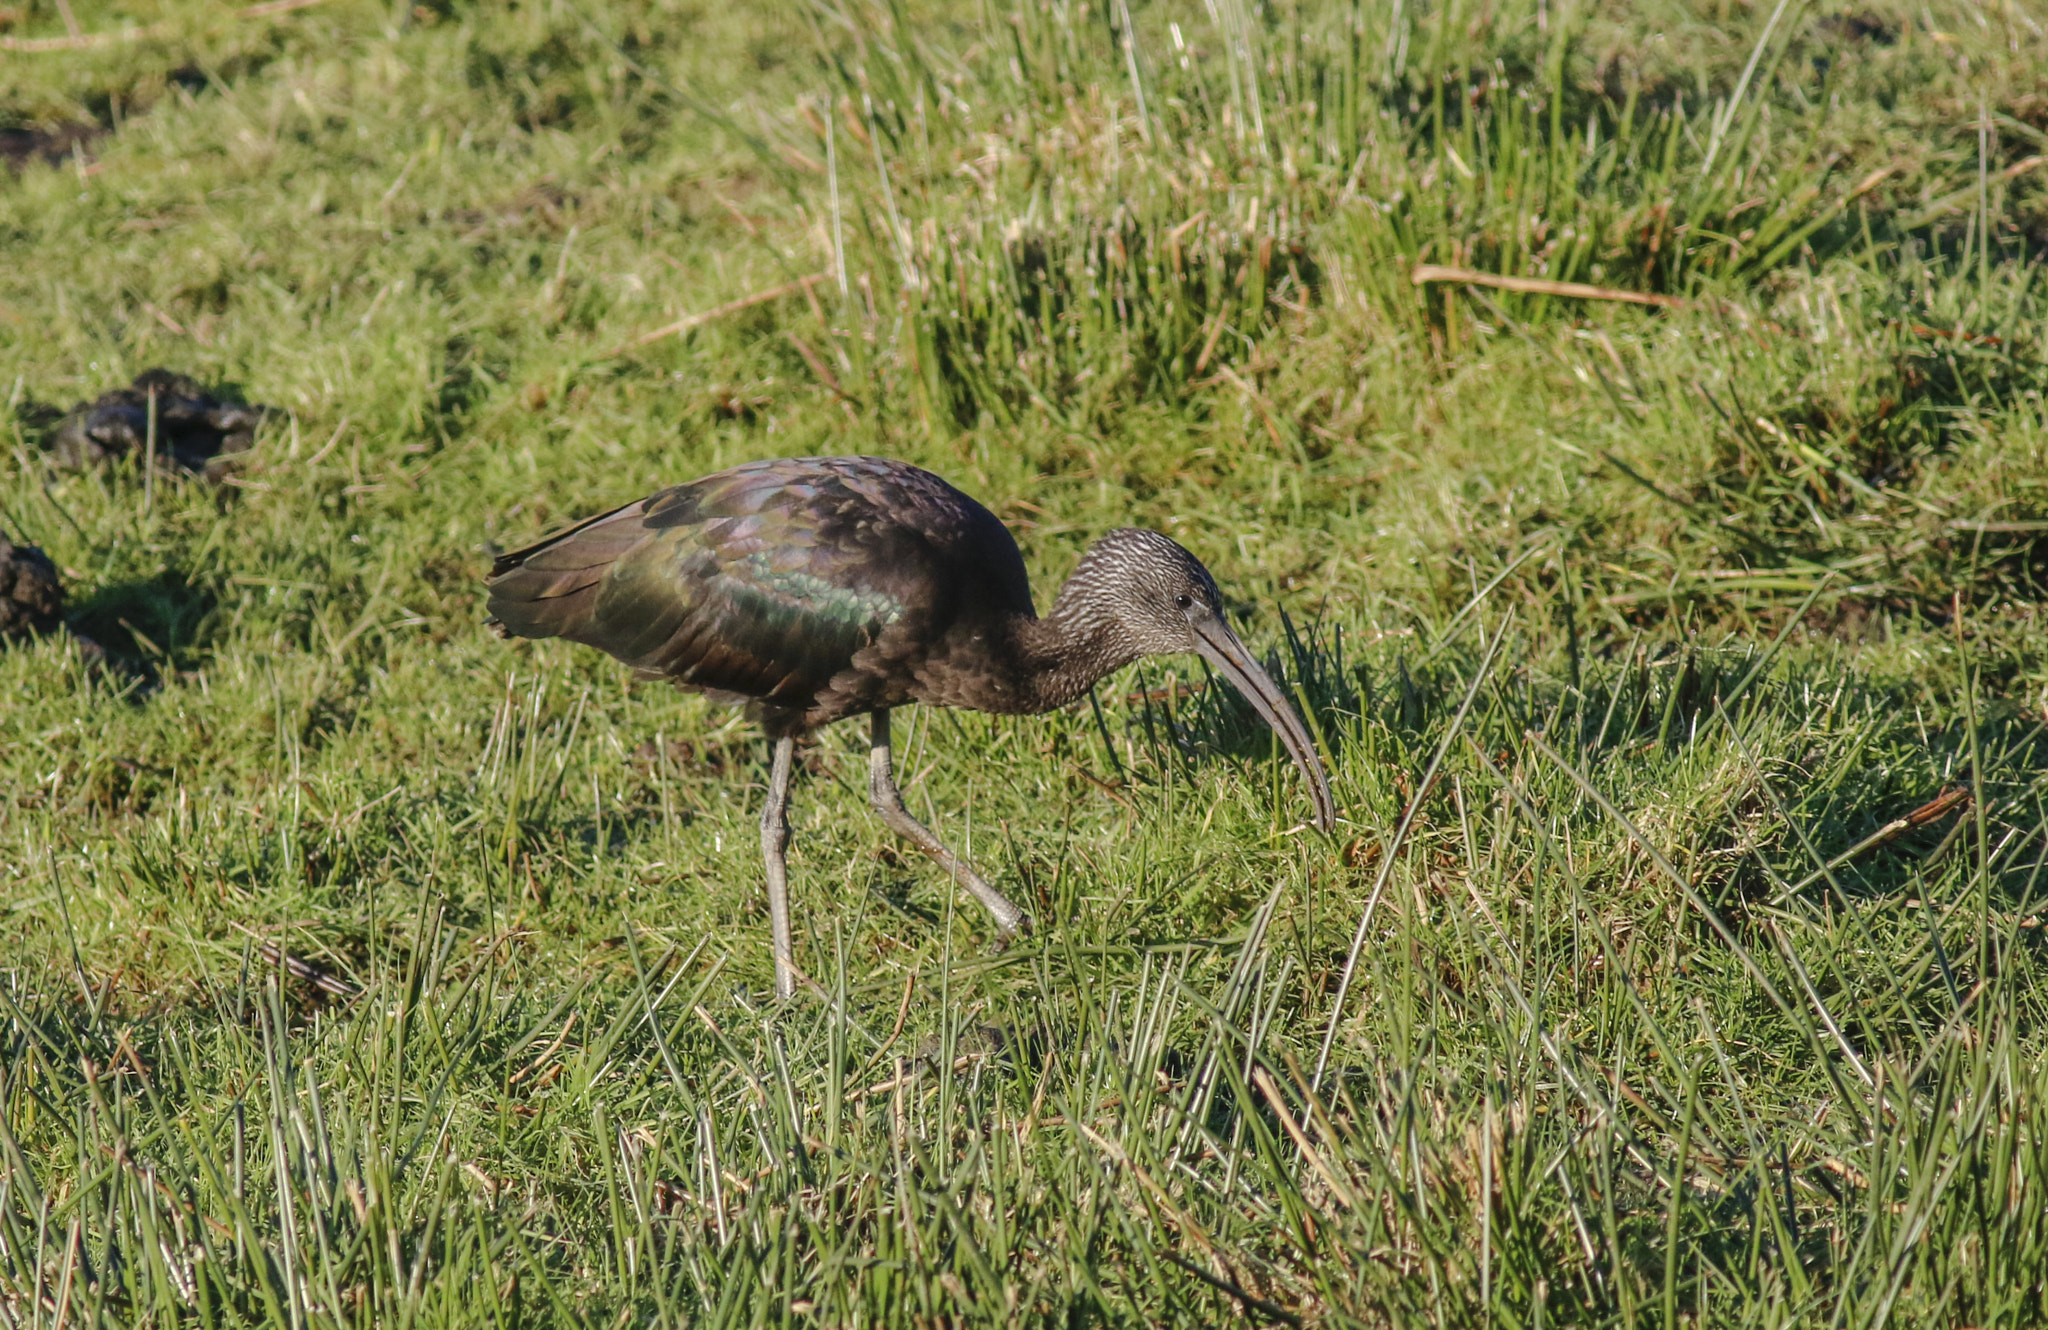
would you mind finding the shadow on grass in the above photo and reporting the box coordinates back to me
[67,567,214,678]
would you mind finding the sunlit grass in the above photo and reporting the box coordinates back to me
[3,0,2047,1325]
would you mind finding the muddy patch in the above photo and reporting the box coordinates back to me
[43,368,272,477]
[0,122,104,174]
[0,533,62,641]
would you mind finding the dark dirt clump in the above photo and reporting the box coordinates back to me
[45,368,271,477]
[0,534,63,641]
[0,122,105,174]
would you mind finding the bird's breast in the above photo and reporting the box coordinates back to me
[905,618,1046,715]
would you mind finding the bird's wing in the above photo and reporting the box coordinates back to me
[485,458,1015,710]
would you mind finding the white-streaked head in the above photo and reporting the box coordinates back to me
[1058,529,1336,832]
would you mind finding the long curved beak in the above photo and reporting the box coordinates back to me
[1193,618,1337,832]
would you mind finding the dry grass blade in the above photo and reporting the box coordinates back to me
[784,330,858,404]
[601,273,829,358]
[1249,1064,1355,1209]
[254,942,358,999]
[1410,264,1687,309]
[1779,787,1971,898]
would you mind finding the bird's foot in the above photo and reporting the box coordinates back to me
[988,910,1034,952]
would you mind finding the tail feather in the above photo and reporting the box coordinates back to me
[485,576,606,643]
[485,498,651,642]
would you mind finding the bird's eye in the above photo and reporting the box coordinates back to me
[1174,594,1193,610]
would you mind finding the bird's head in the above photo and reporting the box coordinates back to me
[1065,529,1337,832]
[1065,528,1228,654]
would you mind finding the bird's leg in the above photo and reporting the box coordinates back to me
[760,734,798,1000]
[866,709,1031,943]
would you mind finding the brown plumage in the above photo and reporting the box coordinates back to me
[487,455,1335,997]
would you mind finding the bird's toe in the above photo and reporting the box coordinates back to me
[990,912,1034,951]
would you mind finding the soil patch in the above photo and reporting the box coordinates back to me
[0,122,104,174]
[0,534,62,641]
[44,368,272,477]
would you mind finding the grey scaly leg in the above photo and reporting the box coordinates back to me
[867,709,1030,943]
[761,734,798,1000]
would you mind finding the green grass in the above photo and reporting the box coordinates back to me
[3,0,2048,1324]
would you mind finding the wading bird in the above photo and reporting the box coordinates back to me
[486,456,1335,997]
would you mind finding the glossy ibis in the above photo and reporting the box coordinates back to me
[486,455,1335,998]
